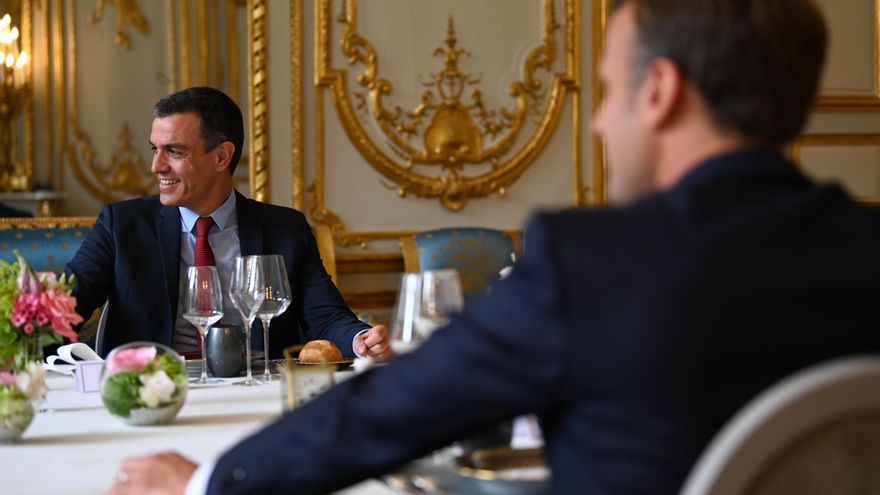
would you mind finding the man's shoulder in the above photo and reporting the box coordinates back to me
[103,195,163,214]
[236,195,307,222]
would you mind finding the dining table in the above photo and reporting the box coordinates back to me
[0,369,398,495]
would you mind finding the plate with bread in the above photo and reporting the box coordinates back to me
[292,339,354,369]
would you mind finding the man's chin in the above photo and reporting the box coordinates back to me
[158,193,182,206]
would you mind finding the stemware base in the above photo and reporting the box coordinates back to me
[236,378,268,387]
[189,376,224,385]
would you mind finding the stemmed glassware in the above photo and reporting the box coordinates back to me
[182,266,224,384]
[255,255,292,381]
[229,256,266,386]
[390,268,464,354]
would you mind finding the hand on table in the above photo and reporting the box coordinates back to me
[353,324,393,362]
[105,452,196,495]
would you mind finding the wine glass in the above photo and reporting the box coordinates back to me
[182,266,224,384]
[229,256,266,386]
[390,269,464,354]
[255,255,292,381]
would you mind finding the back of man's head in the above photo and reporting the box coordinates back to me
[612,0,827,146]
[152,86,244,174]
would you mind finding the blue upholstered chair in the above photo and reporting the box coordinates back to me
[0,217,94,272]
[400,228,519,302]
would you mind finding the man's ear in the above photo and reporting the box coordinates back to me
[638,57,683,129]
[214,141,235,172]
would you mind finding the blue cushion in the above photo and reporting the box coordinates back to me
[0,219,94,272]
[412,228,516,300]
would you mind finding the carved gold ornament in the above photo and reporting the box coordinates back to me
[88,0,150,50]
[321,0,571,211]
[68,122,156,202]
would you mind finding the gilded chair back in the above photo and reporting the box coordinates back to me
[313,223,338,285]
[400,228,518,301]
[0,217,95,272]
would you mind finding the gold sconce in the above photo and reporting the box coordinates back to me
[0,12,28,191]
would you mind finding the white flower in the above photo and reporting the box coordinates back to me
[138,370,176,408]
[16,361,46,401]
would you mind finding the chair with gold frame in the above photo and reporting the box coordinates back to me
[400,227,520,302]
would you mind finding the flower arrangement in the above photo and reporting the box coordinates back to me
[0,251,82,370]
[100,343,188,425]
[0,251,81,441]
[0,367,38,441]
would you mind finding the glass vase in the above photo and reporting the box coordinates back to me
[20,333,48,413]
[0,387,34,443]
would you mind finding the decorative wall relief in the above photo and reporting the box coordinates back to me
[88,0,150,50]
[322,1,571,212]
[306,0,583,248]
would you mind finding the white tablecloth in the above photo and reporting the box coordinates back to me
[0,373,396,495]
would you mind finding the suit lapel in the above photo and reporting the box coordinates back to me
[235,191,263,256]
[157,205,182,342]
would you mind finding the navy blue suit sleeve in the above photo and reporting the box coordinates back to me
[207,214,571,494]
[293,216,369,355]
[66,205,116,323]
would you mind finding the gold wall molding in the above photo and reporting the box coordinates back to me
[289,0,303,210]
[813,0,880,111]
[303,0,585,247]
[247,0,269,202]
[789,133,880,205]
[87,0,149,50]
[0,216,94,229]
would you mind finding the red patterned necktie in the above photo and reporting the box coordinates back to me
[193,216,216,267]
[189,216,215,357]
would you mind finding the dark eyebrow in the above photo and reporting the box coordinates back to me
[149,141,191,151]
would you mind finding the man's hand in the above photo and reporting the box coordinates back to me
[104,452,196,495]
[353,324,393,362]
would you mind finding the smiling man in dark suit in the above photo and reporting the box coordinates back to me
[105,1,880,494]
[67,87,391,362]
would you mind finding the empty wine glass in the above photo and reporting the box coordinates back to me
[390,269,463,354]
[182,266,224,384]
[255,255,292,381]
[229,256,266,386]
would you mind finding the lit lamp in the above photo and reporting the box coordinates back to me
[0,13,29,191]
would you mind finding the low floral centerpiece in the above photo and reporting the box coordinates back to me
[100,342,188,425]
[0,251,82,441]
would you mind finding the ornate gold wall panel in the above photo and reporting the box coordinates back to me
[303,0,586,247]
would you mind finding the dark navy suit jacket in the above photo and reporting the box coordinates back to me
[208,150,880,494]
[66,191,367,358]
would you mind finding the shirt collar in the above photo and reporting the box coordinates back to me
[179,189,237,233]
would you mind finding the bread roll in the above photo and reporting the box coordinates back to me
[299,340,343,363]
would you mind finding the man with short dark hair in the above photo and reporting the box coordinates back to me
[106,2,880,494]
[68,86,391,362]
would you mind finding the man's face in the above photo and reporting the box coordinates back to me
[592,3,656,205]
[150,112,229,214]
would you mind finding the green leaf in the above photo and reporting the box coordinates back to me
[100,372,142,418]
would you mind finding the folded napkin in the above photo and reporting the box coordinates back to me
[45,343,103,375]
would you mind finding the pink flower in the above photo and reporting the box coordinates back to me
[107,346,156,374]
[14,251,42,295]
[39,289,82,341]
[0,371,17,387]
